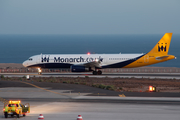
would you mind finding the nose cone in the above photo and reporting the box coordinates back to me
[22,61,28,67]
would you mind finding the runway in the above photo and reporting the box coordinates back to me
[1,72,180,79]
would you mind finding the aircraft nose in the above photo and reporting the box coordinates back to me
[22,61,28,67]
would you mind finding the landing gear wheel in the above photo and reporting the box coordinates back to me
[4,112,8,118]
[93,70,102,75]
[93,71,97,75]
[38,68,42,75]
[97,70,102,75]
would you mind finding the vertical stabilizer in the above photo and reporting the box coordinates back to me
[148,33,173,55]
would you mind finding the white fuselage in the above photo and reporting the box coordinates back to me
[23,53,144,69]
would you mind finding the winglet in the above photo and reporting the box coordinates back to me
[147,33,173,56]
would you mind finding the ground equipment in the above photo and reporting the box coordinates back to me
[3,100,30,118]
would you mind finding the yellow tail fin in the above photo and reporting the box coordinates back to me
[148,33,173,56]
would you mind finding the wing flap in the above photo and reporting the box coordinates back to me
[83,61,101,68]
[74,58,102,68]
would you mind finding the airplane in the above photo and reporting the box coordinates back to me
[22,33,176,75]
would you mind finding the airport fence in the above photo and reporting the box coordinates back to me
[0,67,180,73]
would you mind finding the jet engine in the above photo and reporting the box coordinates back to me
[70,65,90,72]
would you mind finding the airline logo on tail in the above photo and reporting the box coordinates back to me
[158,43,167,52]
[123,33,175,68]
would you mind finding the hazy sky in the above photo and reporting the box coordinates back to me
[0,0,180,35]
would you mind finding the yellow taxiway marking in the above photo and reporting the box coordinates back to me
[20,81,68,96]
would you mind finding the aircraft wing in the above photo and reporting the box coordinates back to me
[74,58,103,68]
[83,61,101,68]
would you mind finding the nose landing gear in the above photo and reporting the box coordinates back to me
[92,70,102,75]
[38,68,42,75]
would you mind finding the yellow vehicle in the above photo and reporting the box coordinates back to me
[3,100,30,118]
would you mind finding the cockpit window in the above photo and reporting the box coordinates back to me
[29,58,33,61]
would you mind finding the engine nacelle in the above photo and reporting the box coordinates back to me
[70,65,89,72]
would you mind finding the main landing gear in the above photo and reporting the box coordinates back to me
[92,70,102,75]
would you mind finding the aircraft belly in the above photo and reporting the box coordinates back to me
[28,63,72,69]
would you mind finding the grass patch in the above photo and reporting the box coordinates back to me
[82,83,86,85]
[85,76,89,78]
[119,87,123,90]
[50,80,54,83]
[91,84,115,91]
[39,79,43,82]
[1,75,5,79]
[22,76,26,78]
[99,84,106,89]
[92,84,99,88]
[106,85,115,90]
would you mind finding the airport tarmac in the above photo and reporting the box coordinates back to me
[1,72,180,79]
[0,81,180,120]
[1,101,180,120]
[1,81,180,97]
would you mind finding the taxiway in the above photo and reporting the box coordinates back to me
[0,80,180,120]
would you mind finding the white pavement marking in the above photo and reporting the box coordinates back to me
[73,96,180,101]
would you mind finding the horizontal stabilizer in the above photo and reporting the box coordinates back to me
[156,56,169,60]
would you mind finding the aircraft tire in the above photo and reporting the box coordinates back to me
[4,112,8,118]
[17,114,20,118]
[97,70,102,75]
